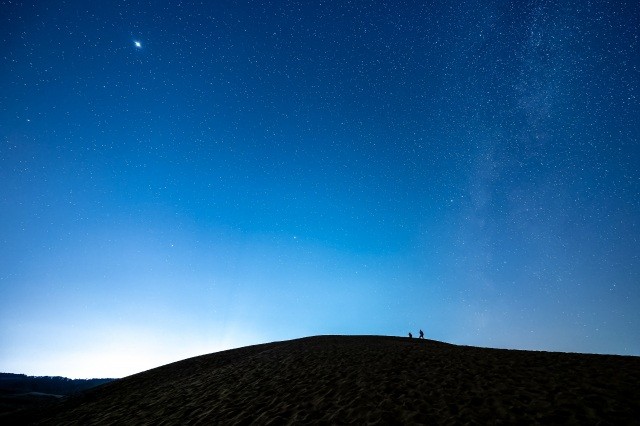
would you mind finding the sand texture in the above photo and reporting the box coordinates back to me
[3,335,639,425]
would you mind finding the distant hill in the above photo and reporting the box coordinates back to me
[2,335,639,424]
[0,373,113,417]
[0,373,113,396]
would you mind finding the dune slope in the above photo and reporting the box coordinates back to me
[4,335,639,424]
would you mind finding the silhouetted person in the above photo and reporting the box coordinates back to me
[408,332,413,339]
[419,329,424,339]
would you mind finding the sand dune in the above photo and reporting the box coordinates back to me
[3,335,639,425]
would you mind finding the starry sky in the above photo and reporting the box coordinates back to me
[1,0,639,378]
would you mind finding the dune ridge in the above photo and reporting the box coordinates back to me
[3,335,639,424]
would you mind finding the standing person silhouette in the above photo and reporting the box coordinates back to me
[408,332,413,339]
[419,329,424,339]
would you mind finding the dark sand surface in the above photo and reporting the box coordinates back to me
[3,335,639,425]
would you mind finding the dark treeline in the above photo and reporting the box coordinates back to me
[0,373,113,396]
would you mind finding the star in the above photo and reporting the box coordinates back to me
[134,40,142,48]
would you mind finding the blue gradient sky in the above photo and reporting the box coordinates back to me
[2,0,639,378]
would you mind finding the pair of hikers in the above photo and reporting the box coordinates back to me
[408,329,424,339]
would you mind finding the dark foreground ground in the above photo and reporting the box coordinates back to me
[0,374,113,417]
[3,335,639,425]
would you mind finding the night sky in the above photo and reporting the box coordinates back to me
[2,0,639,378]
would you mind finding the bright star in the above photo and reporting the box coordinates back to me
[134,40,142,48]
